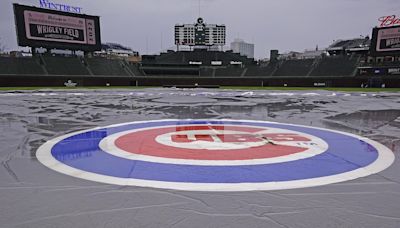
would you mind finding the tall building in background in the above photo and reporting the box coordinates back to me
[175,18,226,51]
[230,39,254,58]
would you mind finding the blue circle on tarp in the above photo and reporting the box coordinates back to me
[50,120,379,183]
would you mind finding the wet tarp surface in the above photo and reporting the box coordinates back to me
[0,88,399,228]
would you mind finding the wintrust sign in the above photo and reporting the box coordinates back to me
[39,0,82,14]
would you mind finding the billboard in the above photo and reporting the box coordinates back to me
[14,4,101,51]
[371,25,400,56]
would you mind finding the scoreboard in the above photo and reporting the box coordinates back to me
[175,18,226,47]
[370,25,400,56]
[13,4,101,51]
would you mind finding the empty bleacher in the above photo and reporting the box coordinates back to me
[0,54,361,78]
[142,50,256,66]
[126,63,145,76]
[140,50,257,77]
[42,56,89,75]
[309,56,358,76]
[199,68,215,77]
[273,59,314,76]
[86,58,129,76]
[152,52,185,64]
[215,67,244,77]
[140,64,199,76]
[0,57,44,75]
[245,62,278,77]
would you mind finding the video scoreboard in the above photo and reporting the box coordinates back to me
[13,4,101,51]
[370,25,400,56]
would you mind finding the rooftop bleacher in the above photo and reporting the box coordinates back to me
[328,38,370,51]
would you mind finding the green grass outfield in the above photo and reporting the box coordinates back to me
[0,86,399,92]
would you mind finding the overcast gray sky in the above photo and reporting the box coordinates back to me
[1,0,400,58]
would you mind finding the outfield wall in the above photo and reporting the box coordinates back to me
[0,75,136,87]
[1,75,399,88]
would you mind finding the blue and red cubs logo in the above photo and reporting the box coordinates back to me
[36,119,395,191]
